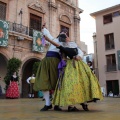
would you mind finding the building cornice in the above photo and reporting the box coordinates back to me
[9,31,32,41]
[57,0,83,13]
[90,4,120,17]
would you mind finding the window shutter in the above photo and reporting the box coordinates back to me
[117,50,120,70]
[0,2,6,20]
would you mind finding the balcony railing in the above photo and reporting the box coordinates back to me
[105,44,115,50]
[8,22,36,37]
[105,64,117,72]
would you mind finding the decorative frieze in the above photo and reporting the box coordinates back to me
[74,8,82,23]
[13,47,23,52]
[28,1,45,14]
[59,14,72,25]
[48,1,57,11]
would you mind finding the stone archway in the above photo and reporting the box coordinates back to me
[21,58,40,98]
[0,53,8,95]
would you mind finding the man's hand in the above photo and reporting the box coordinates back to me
[42,22,46,29]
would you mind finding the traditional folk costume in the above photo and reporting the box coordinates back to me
[33,28,62,111]
[52,41,103,110]
[26,75,35,98]
[6,75,19,98]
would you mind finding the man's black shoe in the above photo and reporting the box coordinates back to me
[40,105,52,111]
[42,98,45,101]
[54,105,62,111]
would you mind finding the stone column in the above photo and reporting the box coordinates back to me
[76,0,79,7]
[93,33,99,79]
[48,0,57,35]
[74,8,81,46]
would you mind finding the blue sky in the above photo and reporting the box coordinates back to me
[79,0,120,53]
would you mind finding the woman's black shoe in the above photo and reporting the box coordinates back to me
[68,106,79,112]
[81,103,89,111]
[40,105,52,111]
[54,105,62,111]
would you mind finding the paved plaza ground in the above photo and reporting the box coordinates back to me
[0,97,120,120]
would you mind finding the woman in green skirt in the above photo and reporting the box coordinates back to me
[44,33,103,112]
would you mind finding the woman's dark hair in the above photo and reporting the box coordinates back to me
[59,34,67,39]
[87,61,92,66]
[57,29,68,42]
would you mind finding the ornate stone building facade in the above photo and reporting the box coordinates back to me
[0,0,82,97]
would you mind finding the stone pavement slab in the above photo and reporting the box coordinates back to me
[0,97,120,120]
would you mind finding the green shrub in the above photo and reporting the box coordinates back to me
[32,62,40,76]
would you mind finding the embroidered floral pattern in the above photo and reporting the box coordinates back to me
[52,60,103,106]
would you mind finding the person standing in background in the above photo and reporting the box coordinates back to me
[87,61,95,73]
[6,72,20,99]
[26,74,35,98]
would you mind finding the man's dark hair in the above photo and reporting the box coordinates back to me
[60,28,68,34]
[57,28,68,42]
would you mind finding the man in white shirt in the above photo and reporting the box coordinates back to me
[33,24,64,111]
[26,74,35,98]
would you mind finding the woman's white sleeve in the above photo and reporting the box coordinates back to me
[26,77,31,84]
[77,48,84,59]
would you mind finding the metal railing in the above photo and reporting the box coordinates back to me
[8,22,36,37]
[105,44,115,50]
[105,64,117,72]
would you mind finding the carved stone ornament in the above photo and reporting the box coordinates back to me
[59,14,72,25]
[28,1,45,14]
